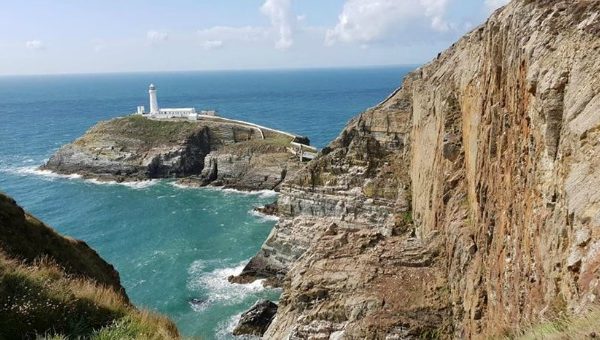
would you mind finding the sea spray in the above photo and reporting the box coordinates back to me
[249,209,280,222]
[2,165,159,189]
[169,181,278,198]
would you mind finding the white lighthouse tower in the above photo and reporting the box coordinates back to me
[149,84,159,114]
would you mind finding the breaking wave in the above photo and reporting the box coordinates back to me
[1,165,157,189]
[169,182,278,198]
[249,209,280,222]
[1,165,82,180]
[187,259,267,309]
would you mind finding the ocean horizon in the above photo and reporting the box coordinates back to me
[0,64,421,79]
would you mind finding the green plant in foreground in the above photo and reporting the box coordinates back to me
[510,307,600,339]
[0,254,178,340]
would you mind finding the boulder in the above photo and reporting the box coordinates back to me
[233,300,278,337]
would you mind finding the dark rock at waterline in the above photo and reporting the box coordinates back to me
[233,300,278,337]
[254,201,278,216]
[189,298,207,308]
[228,255,285,287]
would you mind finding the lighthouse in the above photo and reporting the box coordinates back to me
[149,84,159,114]
[138,83,209,119]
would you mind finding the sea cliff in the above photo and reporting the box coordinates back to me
[0,192,178,338]
[43,115,310,191]
[237,0,600,338]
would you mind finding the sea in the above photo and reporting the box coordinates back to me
[0,66,413,338]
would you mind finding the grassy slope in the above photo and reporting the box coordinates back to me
[0,254,178,339]
[81,115,298,149]
[0,192,179,339]
[78,115,203,147]
[0,193,123,294]
[510,309,600,339]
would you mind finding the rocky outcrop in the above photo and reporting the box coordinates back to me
[255,201,278,216]
[43,116,308,191]
[240,1,600,338]
[233,300,278,337]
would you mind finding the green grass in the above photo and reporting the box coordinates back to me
[503,307,600,339]
[0,192,179,339]
[217,134,295,156]
[0,254,178,339]
[0,193,124,292]
[89,115,201,145]
[85,116,297,151]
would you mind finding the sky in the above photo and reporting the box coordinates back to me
[0,0,510,76]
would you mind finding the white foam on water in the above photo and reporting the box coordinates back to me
[170,182,194,190]
[187,260,267,307]
[1,165,158,189]
[216,187,278,199]
[1,165,83,180]
[215,313,240,339]
[248,209,280,222]
[215,312,264,340]
[84,178,158,189]
[188,259,208,276]
[257,190,278,199]
[170,182,279,199]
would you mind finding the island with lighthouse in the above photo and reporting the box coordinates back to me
[42,83,317,191]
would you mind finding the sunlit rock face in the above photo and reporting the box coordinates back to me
[43,116,307,191]
[241,1,600,338]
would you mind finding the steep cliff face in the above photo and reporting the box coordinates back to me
[241,1,600,338]
[0,192,179,338]
[43,116,307,191]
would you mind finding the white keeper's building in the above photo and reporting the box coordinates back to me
[136,84,216,120]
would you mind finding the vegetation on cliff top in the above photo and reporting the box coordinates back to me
[509,308,600,339]
[78,115,202,146]
[76,115,300,150]
[0,192,179,339]
[0,254,178,339]
[0,193,123,293]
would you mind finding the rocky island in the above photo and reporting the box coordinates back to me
[42,115,314,191]
[231,0,600,338]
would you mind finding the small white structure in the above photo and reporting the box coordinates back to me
[136,84,214,120]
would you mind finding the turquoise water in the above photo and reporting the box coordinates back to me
[0,67,412,338]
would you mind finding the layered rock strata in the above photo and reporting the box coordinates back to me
[239,1,600,338]
[43,116,309,191]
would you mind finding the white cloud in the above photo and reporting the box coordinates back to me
[25,40,45,50]
[202,40,224,50]
[196,1,298,50]
[485,0,510,12]
[325,0,452,46]
[146,30,169,43]
[260,0,295,49]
